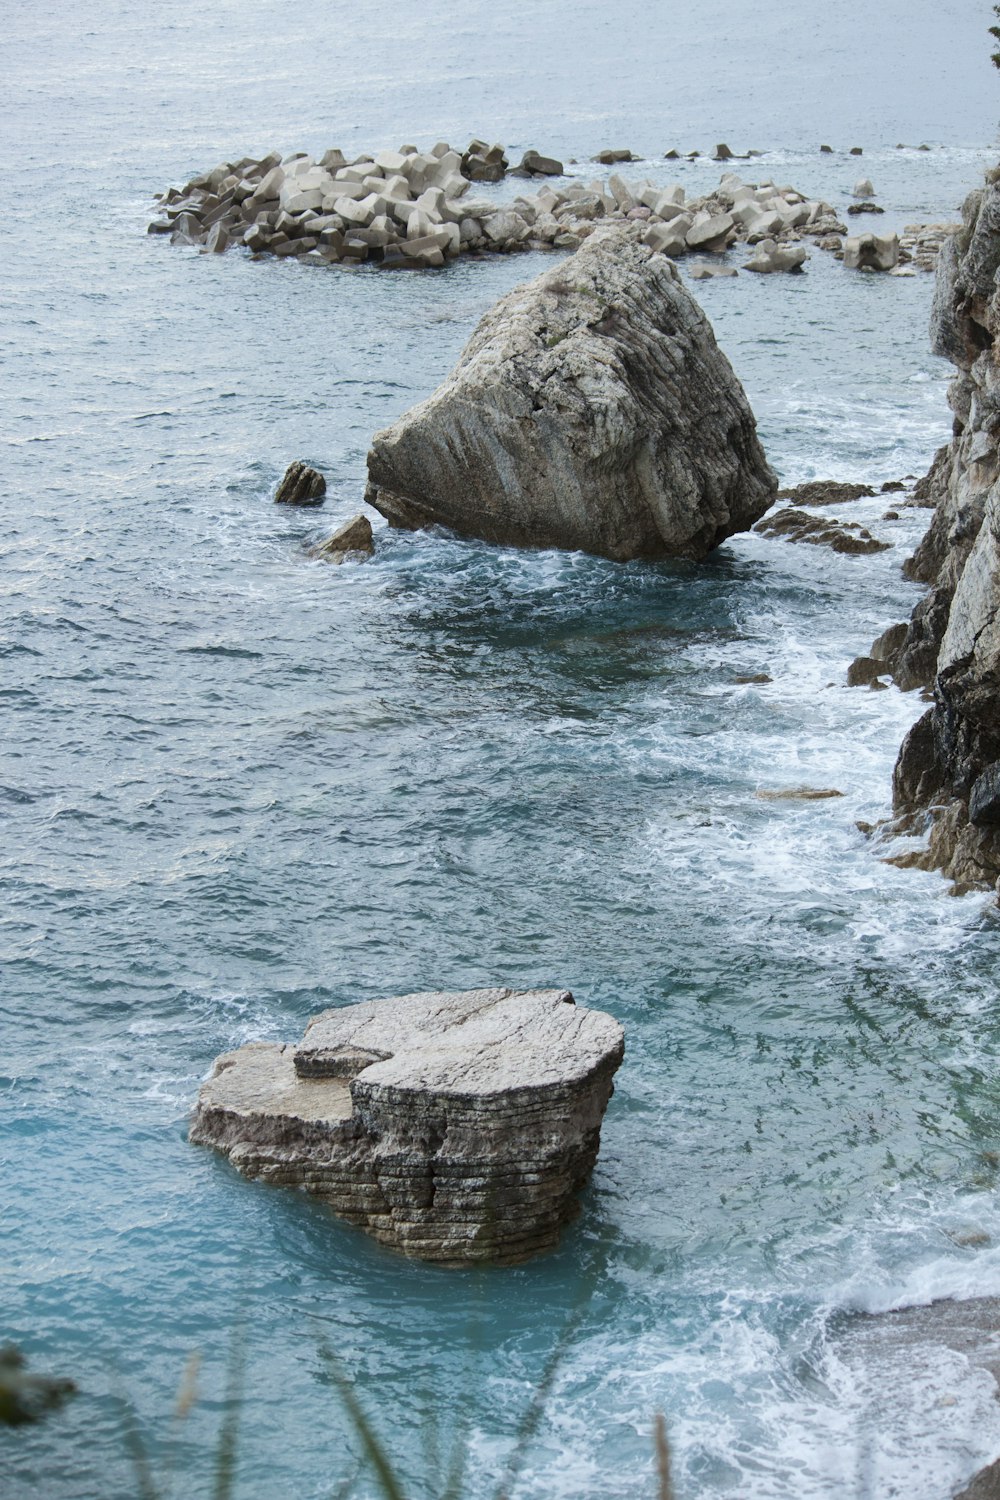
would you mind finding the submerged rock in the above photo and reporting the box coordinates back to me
[756,787,844,801]
[831,1297,1000,1499]
[754,506,889,554]
[592,148,637,164]
[190,987,624,1265]
[365,224,776,561]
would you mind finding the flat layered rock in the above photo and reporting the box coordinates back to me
[191,987,624,1265]
[365,224,776,561]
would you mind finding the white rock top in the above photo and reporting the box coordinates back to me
[296,986,622,1095]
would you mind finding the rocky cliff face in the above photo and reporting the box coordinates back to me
[365,224,776,562]
[190,987,624,1265]
[890,167,1000,889]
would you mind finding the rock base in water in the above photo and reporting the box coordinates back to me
[190,987,624,1265]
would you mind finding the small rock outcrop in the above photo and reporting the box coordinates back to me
[882,166,1000,888]
[776,480,876,506]
[461,139,509,182]
[516,149,564,178]
[274,461,326,506]
[754,506,889,554]
[190,987,624,1265]
[364,225,776,561]
[313,513,374,563]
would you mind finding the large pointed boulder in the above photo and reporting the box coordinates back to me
[365,223,776,561]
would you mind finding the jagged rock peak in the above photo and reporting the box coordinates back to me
[365,224,776,562]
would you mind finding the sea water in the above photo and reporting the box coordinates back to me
[5,1,1000,1495]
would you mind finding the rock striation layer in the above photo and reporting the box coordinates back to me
[874,166,1000,888]
[365,224,776,561]
[190,987,624,1265]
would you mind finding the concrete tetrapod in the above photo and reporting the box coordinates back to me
[190,987,624,1265]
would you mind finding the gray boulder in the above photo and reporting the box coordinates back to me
[365,224,776,561]
[190,986,624,1265]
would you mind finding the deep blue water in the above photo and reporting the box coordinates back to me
[5,2,1000,1496]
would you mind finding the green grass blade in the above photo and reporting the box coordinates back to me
[492,1302,585,1500]
[116,1391,163,1500]
[211,1326,247,1500]
[317,1337,407,1500]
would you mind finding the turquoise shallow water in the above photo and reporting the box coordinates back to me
[5,2,1000,1496]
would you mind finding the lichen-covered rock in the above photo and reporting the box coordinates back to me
[886,169,1000,887]
[190,987,624,1265]
[365,225,776,561]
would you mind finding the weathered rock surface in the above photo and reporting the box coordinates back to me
[776,479,876,506]
[881,169,1000,888]
[958,1458,1000,1500]
[364,225,776,561]
[190,987,624,1265]
[275,460,326,506]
